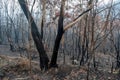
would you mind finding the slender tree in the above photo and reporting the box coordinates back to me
[49,0,65,67]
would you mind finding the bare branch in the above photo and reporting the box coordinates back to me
[64,8,91,31]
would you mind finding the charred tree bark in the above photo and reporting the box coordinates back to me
[18,0,49,70]
[50,0,65,68]
[116,35,120,69]
[0,12,1,44]
[41,19,44,39]
[0,27,1,44]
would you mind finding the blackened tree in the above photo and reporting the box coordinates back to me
[18,0,91,70]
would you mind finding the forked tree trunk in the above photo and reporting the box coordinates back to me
[18,0,49,70]
[18,0,91,70]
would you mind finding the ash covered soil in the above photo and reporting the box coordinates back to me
[0,45,119,80]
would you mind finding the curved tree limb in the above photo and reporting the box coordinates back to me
[64,8,92,31]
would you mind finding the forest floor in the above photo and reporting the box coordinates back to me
[0,45,120,80]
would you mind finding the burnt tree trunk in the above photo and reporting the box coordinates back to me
[116,35,120,69]
[18,0,49,70]
[41,19,44,39]
[50,0,65,67]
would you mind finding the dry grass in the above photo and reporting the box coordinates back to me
[0,53,119,80]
